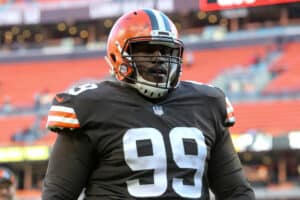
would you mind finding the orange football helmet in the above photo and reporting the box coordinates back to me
[105,9,184,98]
[0,167,15,184]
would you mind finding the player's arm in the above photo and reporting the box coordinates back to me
[42,133,94,200]
[208,128,255,200]
[208,93,255,200]
[42,92,95,200]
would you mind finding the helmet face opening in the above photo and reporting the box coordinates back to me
[122,37,183,91]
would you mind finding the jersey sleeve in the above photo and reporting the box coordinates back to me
[208,88,255,199]
[224,96,235,127]
[42,133,94,199]
[46,93,81,132]
[214,88,236,127]
[207,128,255,199]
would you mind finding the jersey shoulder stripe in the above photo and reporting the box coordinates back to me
[47,105,80,129]
[225,97,236,126]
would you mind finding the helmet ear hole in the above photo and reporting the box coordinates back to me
[110,53,116,62]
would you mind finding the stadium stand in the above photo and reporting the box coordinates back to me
[0,45,268,108]
[33,131,57,145]
[263,42,300,95]
[231,99,300,135]
[181,45,267,83]
[0,57,109,107]
[0,115,35,145]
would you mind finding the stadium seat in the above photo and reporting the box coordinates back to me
[0,115,35,145]
[0,57,109,107]
[231,99,300,136]
[181,45,267,83]
[263,42,300,94]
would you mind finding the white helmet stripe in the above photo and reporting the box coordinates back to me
[144,9,170,31]
[152,9,167,31]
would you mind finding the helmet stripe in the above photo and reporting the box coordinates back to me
[161,13,171,31]
[143,9,159,30]
[144,9,171,32]
[152,9,167,31]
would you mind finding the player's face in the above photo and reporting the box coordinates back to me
[0,182,15,200]
[131,42,177,83]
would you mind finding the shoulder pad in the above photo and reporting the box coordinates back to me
[183,81,235,127]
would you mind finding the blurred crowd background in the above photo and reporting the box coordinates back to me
[0,0,300,199]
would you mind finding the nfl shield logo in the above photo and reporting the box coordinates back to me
[153,105,164,116]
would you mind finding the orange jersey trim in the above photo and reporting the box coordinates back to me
[49,111,77,119]
[47,121,80,129]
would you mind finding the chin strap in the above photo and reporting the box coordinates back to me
[133,71,169,98]
[134,81,168,99]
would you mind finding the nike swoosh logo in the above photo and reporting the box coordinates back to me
[55,95,64,103]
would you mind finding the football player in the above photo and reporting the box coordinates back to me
[42,8,255,199]
[0,167,17,200]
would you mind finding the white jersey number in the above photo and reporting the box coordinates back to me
[68,83,98,95]
[123,127,207,198]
